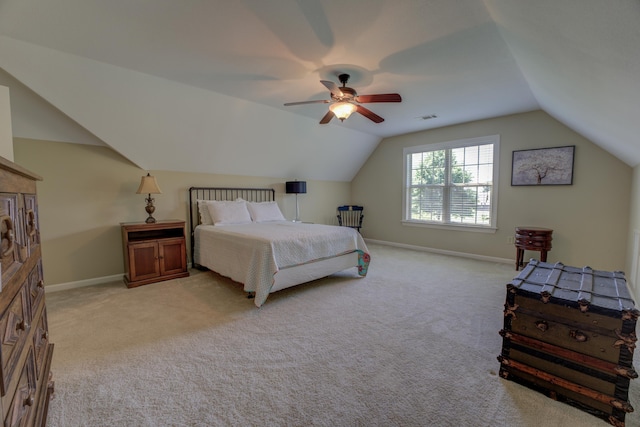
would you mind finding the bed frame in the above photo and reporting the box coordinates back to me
[187,186,363,301]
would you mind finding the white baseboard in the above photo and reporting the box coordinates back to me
[45,273,124,293]
[44,263,196,293]
[364,238,514,265]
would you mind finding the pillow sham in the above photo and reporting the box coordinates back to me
[206,200,252,225]
[247,201,286,222]
[197,200,214,225]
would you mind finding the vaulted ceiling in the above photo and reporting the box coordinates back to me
[0,0,638,182]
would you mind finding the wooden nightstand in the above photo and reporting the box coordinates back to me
[514,226,553,270]
[121,220,189,288]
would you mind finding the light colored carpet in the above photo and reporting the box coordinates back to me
[44,243,639,427]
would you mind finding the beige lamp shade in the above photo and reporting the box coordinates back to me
[136,173,162,194]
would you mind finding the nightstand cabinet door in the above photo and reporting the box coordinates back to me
[128,241,160,282]
[158,238,187,276]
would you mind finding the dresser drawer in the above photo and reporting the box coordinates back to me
[515,238,550,249]
[26,259,45,320]
[22,195,39,258]
[32,307,50,381]
[0,287,31,396]
[0,193,23,286]
[2,347,36,427]
[516,230,552,237]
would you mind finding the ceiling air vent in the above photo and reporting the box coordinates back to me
[419,114,438,120]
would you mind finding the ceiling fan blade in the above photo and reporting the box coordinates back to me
[356,105,384,123]
[284,100,330,106]
[319,110,335,124]
[320,80,344,98]
[355,93,402,103]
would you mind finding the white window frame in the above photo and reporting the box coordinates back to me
[402,135,500,232]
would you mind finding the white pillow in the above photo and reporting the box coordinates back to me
[198,198,247,225]
[207,200,252,225]
[247,201,286,222]
[197,200,214,225]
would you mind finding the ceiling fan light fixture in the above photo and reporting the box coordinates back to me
[329,102,357,121]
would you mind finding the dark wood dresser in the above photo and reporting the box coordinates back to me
[499,260,637,426]
[121,220,188,288]
[515,226,553,270]
[0,156,54,426]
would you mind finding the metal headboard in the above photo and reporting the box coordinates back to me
[188,187,276,263]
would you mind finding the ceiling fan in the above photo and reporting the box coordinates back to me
[284,73,402,124]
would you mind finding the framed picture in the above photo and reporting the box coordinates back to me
[511,145,575,186]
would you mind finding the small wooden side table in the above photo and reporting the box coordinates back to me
[515,226,553,270]
[121,220,189,287]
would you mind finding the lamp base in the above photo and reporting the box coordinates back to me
[144,196,157,223]
[293,194,301,222]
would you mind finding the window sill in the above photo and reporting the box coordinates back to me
[401,220,497,233]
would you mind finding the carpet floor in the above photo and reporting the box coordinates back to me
[44,243,639,426]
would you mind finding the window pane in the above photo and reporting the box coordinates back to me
[451,165,464,184]
[449,186,478,223]
[451,147,464,164]
[464,145,478,164]
[410,187,443,221]
[412,150,446,185]
[463,165,478,184]
[478,144,493,163]
[478,164,492,184]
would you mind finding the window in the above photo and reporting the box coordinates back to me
[403,135,499,231]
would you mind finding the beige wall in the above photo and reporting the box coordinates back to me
[0,85,13,161]
[627,166,640,297]
[14,138,350,287]
[353,110,632,271]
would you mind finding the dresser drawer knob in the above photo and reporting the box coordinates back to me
[37,280,44,288]
[26,209,37,237]
[569,330,588,342]
[42,330,49,340]
[23,394,34,407]
[17,319,29,331]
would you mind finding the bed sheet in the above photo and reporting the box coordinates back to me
[194,221,370,306]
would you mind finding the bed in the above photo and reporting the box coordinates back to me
[189,187,370,307]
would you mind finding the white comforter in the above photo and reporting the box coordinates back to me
[194,221,369,306]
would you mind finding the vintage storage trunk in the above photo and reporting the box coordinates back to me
[498,260,638,427]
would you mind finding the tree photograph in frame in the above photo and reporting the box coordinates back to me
[511,145,575,186]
